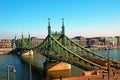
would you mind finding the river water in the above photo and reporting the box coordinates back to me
[0,54,40,80]
[95,49,120,61]
[0,49,120,80]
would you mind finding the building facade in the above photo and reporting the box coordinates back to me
[0,39,12,48]
[105,37,117,46]
[31,37,44,47]
[115,36,120,45]
[72,36,86,47]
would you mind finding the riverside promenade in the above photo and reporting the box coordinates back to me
[0,48,12,54]
[54,68,120,80]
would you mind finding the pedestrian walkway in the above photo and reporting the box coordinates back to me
[54,68,120,80]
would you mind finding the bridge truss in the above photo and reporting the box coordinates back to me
[19,18,120,71]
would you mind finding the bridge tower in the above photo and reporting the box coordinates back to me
[42,18,71,79]
[47,18,52,61]
[19,33,27,49]
[48,18,51,36]
[27,33,35,49]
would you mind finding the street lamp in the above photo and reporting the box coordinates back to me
[7,65,16,80]
[29,49,32,80]
[107,47,110,80]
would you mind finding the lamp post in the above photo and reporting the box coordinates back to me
[7,65,16,80]
[29,49,32,80]
[107,47,110,80]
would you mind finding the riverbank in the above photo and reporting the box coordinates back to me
[88,45,120,51]
[19,51,45,78]
[0,53,40,80]
[54,68,120,80]
[19,51,85,80]
[0,48,12,54]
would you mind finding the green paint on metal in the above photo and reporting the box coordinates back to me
[48,18,51,35]
[19,33,27,49]
[61,18,65,46]
[18,19,120,70]
[18,33,35,49]
[62,18,65,35]
[32,34,107,70]
[64,35,120,64]
[27,33,35,49]
[31,32,120,70]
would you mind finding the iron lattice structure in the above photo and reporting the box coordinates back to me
[19,18,120,71]
[18,33,35,49]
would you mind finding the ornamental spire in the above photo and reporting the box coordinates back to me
[22,32,24,39]
[62,18,64,27]
[61,18,65,46]
[15,35,17,40]
[28,32,31,41]
[48,18,51,35]
[62,18,65,35]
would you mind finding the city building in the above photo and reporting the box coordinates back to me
[72,36,86,47]
[105,37,117,46]
[31,37,44,47]
[86,38,102,47]
[94,37,105,42]
[0,39,12,48]
[86,37,105,48]
[115,36,120,45]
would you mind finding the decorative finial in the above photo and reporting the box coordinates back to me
[62,18,64,27]
[48,18,51,35]
[48,18,50,27]
[28,32,30,40]
[62,18,65,35]
[61,18,65,46]
[22,32,23,39]
[15,35,16,38]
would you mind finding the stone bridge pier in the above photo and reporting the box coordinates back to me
[43,59,71,80]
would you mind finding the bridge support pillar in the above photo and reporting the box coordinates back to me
[43,60,71,79]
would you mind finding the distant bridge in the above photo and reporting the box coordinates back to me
[17,18,120,71]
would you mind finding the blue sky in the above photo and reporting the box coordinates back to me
[0,0,120,39]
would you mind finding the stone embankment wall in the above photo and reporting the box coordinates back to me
[0,48,12,54]
[88,45,120,50]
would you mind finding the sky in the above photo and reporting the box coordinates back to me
[0,0,120,39]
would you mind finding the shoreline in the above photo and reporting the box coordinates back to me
[0,48,12,54]
[88,45,120,50]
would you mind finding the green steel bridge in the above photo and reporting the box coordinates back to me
[18,18,120,71]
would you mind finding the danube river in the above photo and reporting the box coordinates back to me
[0,49,120,80]
[95,49,120,61]
[0,54,41,80]
[0,52,83,80]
